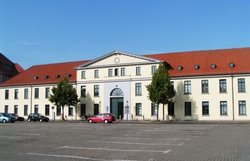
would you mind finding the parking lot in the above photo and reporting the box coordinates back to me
[1,122,250,161]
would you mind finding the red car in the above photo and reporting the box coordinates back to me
[87,113,115,123]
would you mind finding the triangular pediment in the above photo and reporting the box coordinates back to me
[77,51,162,69]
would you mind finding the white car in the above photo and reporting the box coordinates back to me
[0,113,14,123]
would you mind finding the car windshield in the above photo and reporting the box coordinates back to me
[2,113,9,117]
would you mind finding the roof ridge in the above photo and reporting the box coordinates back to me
[144,47,250,56]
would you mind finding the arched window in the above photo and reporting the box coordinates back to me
[110,88,123,96]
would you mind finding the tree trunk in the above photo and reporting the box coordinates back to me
[61,106,65,120]
[162,104,165,120]
[157,104,159,121]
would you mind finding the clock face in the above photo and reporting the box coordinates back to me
[114,57,120,63]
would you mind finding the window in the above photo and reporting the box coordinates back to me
[34,88,39,98]
[80,104,86,117]
[201,80,209,93]
[121,68,125,76]
[56,106,61,116]
[151,65,157,75]
[4,105,8,113]
[24,105,28,116]
[68,106,73,116]
[45,87,50,98]
[81,85,86,98]
[5,90,9,99]
[151,103,157,116]
[220,101,227,115]
[94,85,99,96]
[136,67,141,76]
[34,105,39,114]
[14,105,18,114]
[184,102,192,116]
[114,68,119,76]
[14,89,18,99]
[135,83,142,96]
[184,81,191,94]
[202,101,209,115]
[81,71,86,79]
[108,69,113,77]
[94,70,99,78]
[94,104,99,115]
[239,100,246,115]
[45,105,50,116]
[219,79,227,93]
[238,78,245,93]
[136,103,142,116]
[24,88,28,99]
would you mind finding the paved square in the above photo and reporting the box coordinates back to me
[1,122,250,161]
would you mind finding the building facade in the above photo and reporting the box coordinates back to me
[1,48,250,121]
[0,53,23,83]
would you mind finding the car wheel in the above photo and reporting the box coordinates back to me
[89,119,93,123]
[104,120,109,124]
[3,119,7,123]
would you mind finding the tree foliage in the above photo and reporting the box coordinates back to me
[147,64,175,120]
[49,77,79,120]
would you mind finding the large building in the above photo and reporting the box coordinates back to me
[1,47,250,121]
[0,53,23,83]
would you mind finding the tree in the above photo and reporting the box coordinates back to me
[49,77,79,120]
[146,64,175,120]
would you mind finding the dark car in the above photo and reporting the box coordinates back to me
[9,113,24,121]
[28,113,49,122]
[87,113,116,123]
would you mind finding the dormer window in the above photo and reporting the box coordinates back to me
[194,64,200,70]
[211,64,217,69]
[66,73,72,78]
[177,65,183,71]
[44,75,49,79]
[33,76,39,80]
[56,74,61,78]
[229,63,235,68]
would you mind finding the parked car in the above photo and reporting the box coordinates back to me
[87,113,116,123]
[9,113,24,121]
[0,113,15,123]
[28,113,49,122]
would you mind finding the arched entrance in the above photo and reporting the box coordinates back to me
[110,88,124,119]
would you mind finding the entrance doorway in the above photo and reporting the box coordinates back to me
[110,88,124,120]
[110,98,124,119]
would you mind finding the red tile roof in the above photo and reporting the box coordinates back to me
[0,60,88,87]
[14,63,24,73]
[1,47,250,87]
[145,47,250,77]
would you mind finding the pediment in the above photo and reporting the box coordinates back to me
[77,51,162,69]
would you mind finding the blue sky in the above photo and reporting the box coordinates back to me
[1,0,250,69]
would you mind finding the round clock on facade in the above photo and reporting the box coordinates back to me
[114,57,120,63]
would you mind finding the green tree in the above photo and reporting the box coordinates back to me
[146,64,175,120]
[49,77,79,120]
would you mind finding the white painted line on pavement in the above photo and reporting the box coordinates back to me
[0,135,18,139]
[27,153,139,161]
[111,137,191,141]
[60,146,171,154]
[89,140,183,146]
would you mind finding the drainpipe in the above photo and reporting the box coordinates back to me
[231,75,235,121]
[75,81,78,120]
